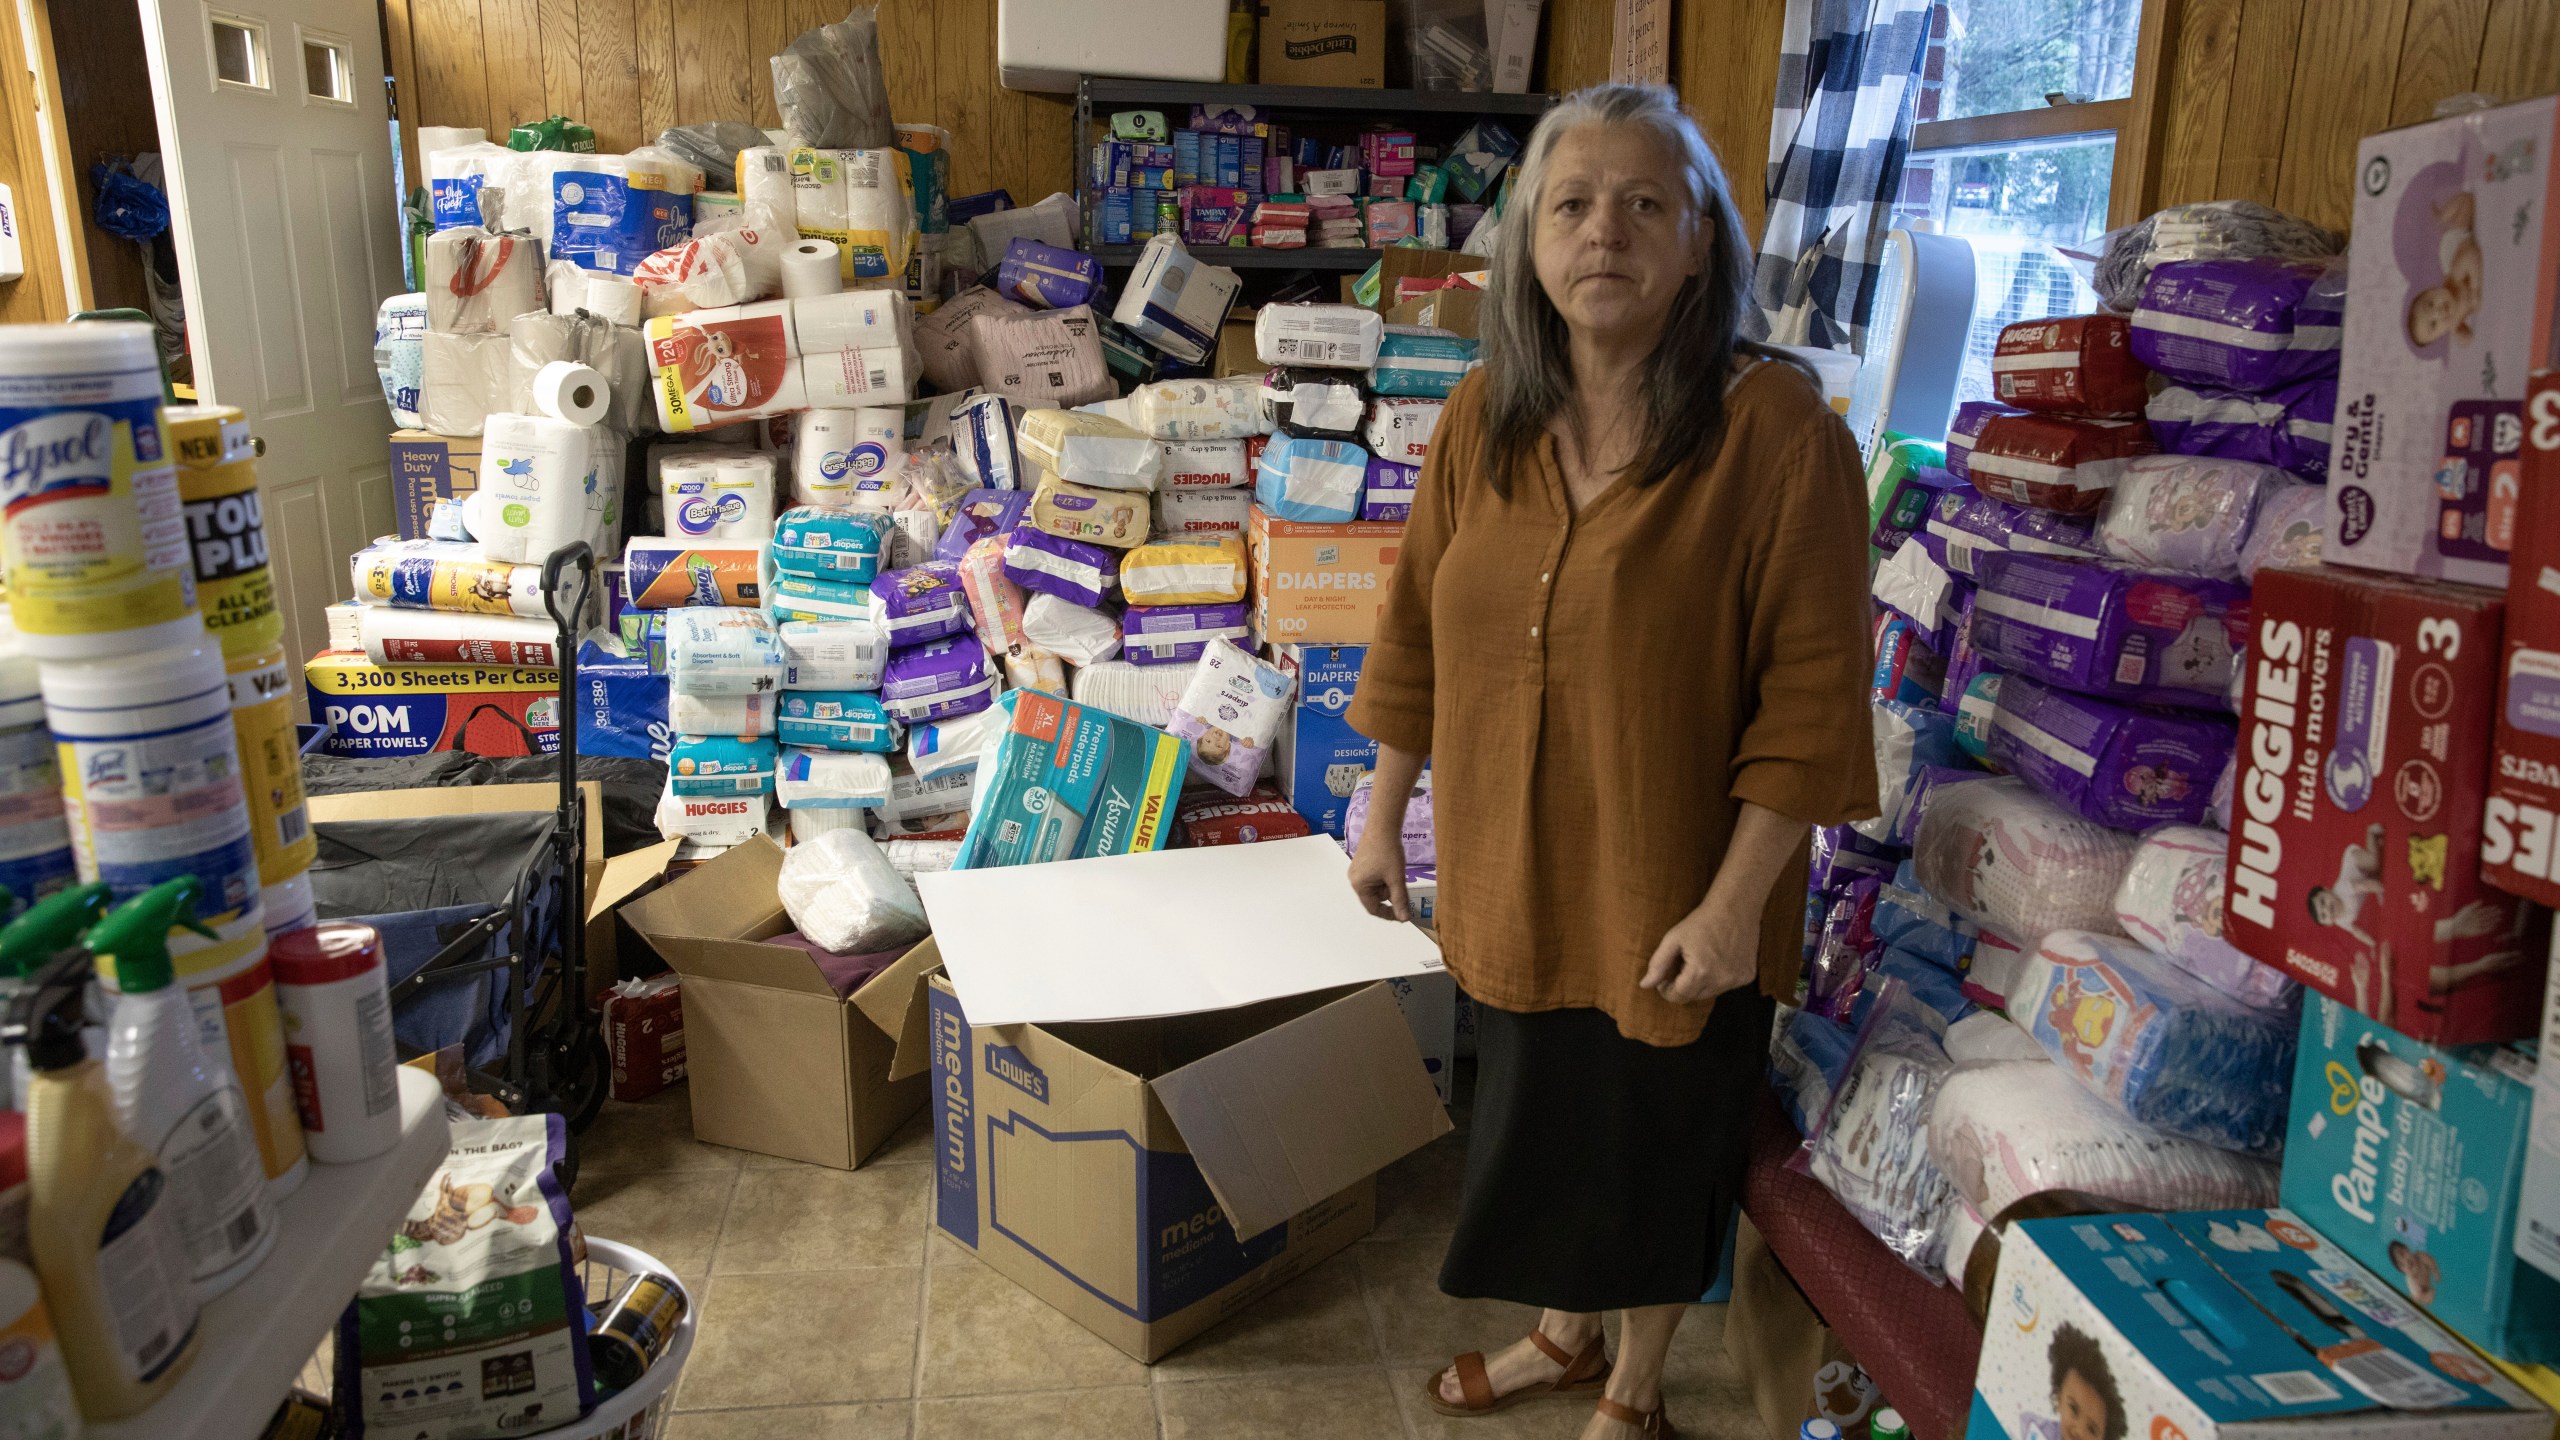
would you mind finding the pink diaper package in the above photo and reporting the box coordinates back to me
[1969,552,2247,710]
[1169,636,1293,796]
[2095,454,2301,580]
[2144,376,2335,481]
[1985,673,2235,830]
[2130,257,2344,391]
[2235,482,2324,580]
[955,534,1028,655]
[1967,412,2156,515]
[2112,824,2298,1010]
[1912,776,2142,943]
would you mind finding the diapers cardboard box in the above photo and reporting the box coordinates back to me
[1971,1209,2549,1439]
[2486,367,2560,907]
[390,430,484,542]
[2515,930,2560,1288]
[1382,970,1454,1104]
[1248,507,1403,646]
[1271,642,1376,836]
[1258,0,1386,87]
[620,837,935,1169]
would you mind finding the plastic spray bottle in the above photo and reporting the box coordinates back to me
[17,946,200,1418]
[0,886,112,1110]
[1872,1409,1912,1440]
[95,877,276,1300]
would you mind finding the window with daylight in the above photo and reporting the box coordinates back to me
[1889,0,2149,404]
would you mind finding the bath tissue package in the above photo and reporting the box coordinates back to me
[426,141,516,230]
[547,148,705,275]
[792,290,911,353]
[509,311,650,433]
[660,452,777,542]
[425,227,546,334]
[420,330,514,437]
[792,408,904,505]
[787,146,912,285]
[647,301,803,431]
[798,347,916,409]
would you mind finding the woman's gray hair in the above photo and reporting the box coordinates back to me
[1480,83,1768,497]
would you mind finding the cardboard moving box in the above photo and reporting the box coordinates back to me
[390,430,484,542]
[1258,0,1386,87]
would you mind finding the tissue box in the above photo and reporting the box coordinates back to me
[1272,643,1376,837]
[2486,367,2560,906]
[390,430,484,541]
[2328,95,2558,589]
[1259,0,1386,87]
[1247,507,1404,646]
[304,650,561,757]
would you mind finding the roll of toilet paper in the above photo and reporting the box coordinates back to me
[793,408,903,507]
[791,289,910,353]
[533,360,611,426]
[584,273,644,326]
[419,330,513,437]
[782,239,845,300]
[469,413,601,564]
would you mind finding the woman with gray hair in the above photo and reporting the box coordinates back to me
[1347,85,1878,1438]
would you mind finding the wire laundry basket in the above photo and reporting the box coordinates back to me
[561,1238,697,1440]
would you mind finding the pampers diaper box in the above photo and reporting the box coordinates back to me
[1971,1209,2548,1439]
[2281,992,2559,1365]
[2329,96,2557,590]
[1271,643,1375,837]
[304,651,561,757]
[1246,505,1404,646]
[2221,565,2545,1044]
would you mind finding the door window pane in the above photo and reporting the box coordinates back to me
[212,16,268,90]
[1922,0,2144,122]
[304,37,350,102]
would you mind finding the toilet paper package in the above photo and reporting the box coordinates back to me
[668,689,779,738]
[669,734,778,796]
[1169,636,1293,797]
[969,304,1113,408]
[775,747,892,808]
[2113,825,2296,1009]
[934,488,1035,562]
[1121,601,1251,667]
[777,689,902,751]
[2131,257,2345,391]
[2096,455,2299,581]
[778,617,888,690]
[797,346,916,410]
[622,537,766,609]
[783,146,911,285]
[1256,434,1369,524]
[916,287,1026,391]
[1158,439,1251,489]
[1990,314,2150,417]
[1912,776,2142,942]
[1016,410,1165,491]
[866,562,971,644]
[425,227,547,334]
[1129,379,1263,441]
[2236,481,2325,579]
[631,231,754,312]
[1019,593,1123,667]
[545,149,703,275]
[1111,235,1242,364]
[768,571,879,624]
[2145,376,2337,481]
[736,145,798,230]
[949,393,1026,490]
[1970,553,2246,710]
[1156,487,1252,536]
[376,294,428,428]
[508,311,652,435]
[1120,535,1247,605]
[1255,304,1385,369]
[792,289,911,353]
[1362,457,1421,523]
[1001,527,1119,607]
[1942,400,2024,481]
[1362,396,1443,463]
[792,408,904,506]
[661,452,778,541]
[420,330,515,437]
[955,535,1029,655]
[773,506,893,581]
[879,637,998,722]
[1966,412,2158,514]
[1986,673,2236,830]
[1260,367,1367,438]
[1369,326,1478,398]
[995,238,1104,309]
[427,141,517,229]
[467,413,603,563]
[955,689,1188,868]
[1028,474,1152,548]
[664,606,785,695]
[646,301,801,432]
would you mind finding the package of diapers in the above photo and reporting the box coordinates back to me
[881,755,978,825]
[1363,457,1421,523]
[1169,637,1294,797]
[1067,659,1187,726]
[956,534,1029,654]
[916,288,1027,392]
[775,747,893,808]
[2095,455,2298,581]
[2009,929,2296,1156]
[1966,412,2156,514]
[1120,535,1248,606]
[1920,491,2100,579]
[934,487,1035,562]
[1362,396,1443,463]
[1990,314,2149,417]
[1260,367,1368,438]
[968,303,1113,408]
[1257,434,1369,524]
[1155,487,1253,536]
[777,689,902,751]
[2112,825,2297,1009]
[949,392,1027,489]
[2236,481,2324,579]
[669,733,779,796]
[767,571,879,624]
[908,704,1005,781]
[1927,1059,2279,1220]
[1019,593,1123,667]
[1343,770,1434,866]
[2130,257,2344,391]
[665,606,785,696]
[1943,400,2025,482]
[866,561,971,644]
[1858,699,1975,842]
[1805,988,1956,1270]
[777,829,930,955]
[1000,644,1066,694]
[1158,438,1251,489]
[1369,325,1478,398]
[1951,671,2002,764]
[995,237,1104,309]
[1255,303,1385,370]
[1912,776,2141,942]
[1015,410,1166,491]
[777,616,888,691]
[1986,674,2235,830]
[669,689,779,738]
[1871,612,1946,707]
[1121,601,1251,667]
[879,636,997,723]
[1970,553,2245,710]
[1002,525,1120,607]
[656,783,771,846]
[1870,538,1958,648]
[1028,473,1152,548]
[773,506,894,582]
[2144,375,2335,480]
[1128,377,1264,440]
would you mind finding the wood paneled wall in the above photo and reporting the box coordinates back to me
[0,0,78,324]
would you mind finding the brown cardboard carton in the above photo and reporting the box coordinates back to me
[1386,286,1485,338]
[1214,313,1262,378]
[1371,249,1476,314]
[1247,504,1404,646]
[1259,0,1387,86]
[389,429,483,541]
[620,838,934,1167]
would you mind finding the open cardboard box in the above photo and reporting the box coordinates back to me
[618,837,936,1169]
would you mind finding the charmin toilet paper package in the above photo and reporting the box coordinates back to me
[779,617,888,690]
[1129,378,1262,440]
[955,688,1187,868]
[1155,486,1251,536]
[776,747,892,807]
[768,571,878,623]
[1158,438,1250,488]
[664,606,784,695]
[2130,257,2345,390]
[935,489,1034,562]
[792,408,904,506]
[660,452,777,542]
[1002,527,1119,607]
[2112,825,2296,1009]
[880,637,998,722]
[1169,636,1292,797]
[909,703,1004,781]
[1111,235,1242,364]
[376,294,428,428]
[778,689,902,751]
[968,304,1113,408]
[1985,674,2235,830]
[622,538,766,609]
[1016,410,1165,491]
[916,287,1026,391]
[425,227,547,334]
[656,785,771,845]
[1989,313,2150,417]
[1970,553,2246,709]
[421,331,515,437]
[1120,535,1247,605]
[1256,434,1368,524]
[669,734,778,795]
[2145,376,2336,481]
[646,301,802,431]
[1362,457,1420,523]
[773,506,893,581]
[1369,326,1478,398]
[867,561,971,643]
[2095,455,2299,581]
[1121,600,1251,667]
[1260,368,1367,438]
[1028,473,1151,548]
[1913,776,2142,942]
[1966,412,2157,514]
[950,393,1026,489]
[1942,399,2023,481]
[669,689,780,737]
[466,413,603,563]
[1255,303,1385,369]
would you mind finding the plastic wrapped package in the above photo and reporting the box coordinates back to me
[1943,1010,2047,1064]
[1985,674,2235,830]
[909,704,1004,782]
[656,121,770,191]
[1969,553,2246,710]
[935,489,1034,562]
[1069,659,1188,727]
[2091,200,2343,314]
[2112,825,2297,1009]
[995,238,1104,309]
[1771,1004,1856,1138]
[2095,455,2298,581]
[632,231,754,313]
[2130,258,2344,390]
[1870,864,1977,971]
[866,562,970,644]
[1002,526,1119,607]
[657,784,771,846]
[1255,434,1369,523]
[1169,637,1292,796]
[2144,376,2335,481]
[968,305,1113,408]
[770,7,895,149]
[1019,593,1122,667]
[1000,644,1066,694]
[1343,770,1434,866]
[879,636,997,722]
[1130,378,1264,441]
[669,690,779,738]
[1254,304,1385,369]
[1928,1058,2281,1218]
[1943,400,2023,482]
[1876,948,1976,1028]
[1953,671,2002,764]
[1804,882,1882,1024]
[1809,823,1900,897]
[767,571,877,623]
[1911,777,2140,942]
[1120,535,1247,606]
[1856,699,1973,843]
[1923,490,2100,573]
[508,311,652,435]
[2007,929,2297,1156]
[425,227,546,334]
[779,617,887,690]
[916,289,1027,392]
[426,140,517,230]
[669,734,778,795]
[956,534,1028,655]
[1966,413,2156,514]
[2236,482,2324,579]
[1016,409,1164,491]
[420,331,513,436]
[777,689,901,751]
[1990,315,2149,417]
[1803,984,1957,1272]
[1260,367,1368,438]
[777,827,926,954]
[665,607,785,696]
[375,294,427,428]
[1870,538,1957,647]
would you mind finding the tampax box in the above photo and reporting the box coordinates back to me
[1970,1209,2549,1439]
[2282,991,2560,1365]
[2487,368,2560,906]
[1258,0,1386,88]
[927,972,1446,1360]
[1271,642,1376,836]
[2223,565,2546,1043]
[2328,96,2558,590]
[1247,505,1402,646]
[390,430,484,542]
[304,651,561,757]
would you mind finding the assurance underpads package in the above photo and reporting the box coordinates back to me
[776,747,892,807]
[1928,1059,2279,1220]
[2144,376,2336,480]
[670,733,778,795]
[665,606,785,695]
[772,506,893,582]
[866,562,970,643]
[1966,412,2157,514]
[954,688,1187,867]
[968,303,1113,408]
[879,637,997,722]
[1343,770,1435,867]
[1121,601,1250,667]
[1368,325,1478,398]
[1361,396,1442,463]
[777,828,929,955]
[1986,674,2235,830]
[2095,454,2299,581]
[1970,552,2245,709]
[778,617,887,690]
[2130,257,2345,391]
[1255,303,1385,369]
[767,571,877,624]
[1990,313,2150,417]
[1912,776,2142,942]
[1028,473,1151,547]
[2236,480,2324,579]
[777,689,901,751]
[1015,409,1165,491]
[948,392,1026,489]
[1261,367,1367,438]
[2113,824,2296,1009]
[1018,593,1123,667]
[935,488,1034,562]
[1169,636,1293,796]
[1001,525,1120,607]
[2010,928,2297,1156]
[1943,400,2024,482]
[1120,535,1247,605]
[1256,433,1368,523]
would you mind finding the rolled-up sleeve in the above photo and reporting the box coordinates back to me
[1727,415,1881,827]
[1346,376,1473,755]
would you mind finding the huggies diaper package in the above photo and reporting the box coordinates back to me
[777,689,903,751]
[1990,314,2150,417]
[1967,413,2158,514]
[665,606,785,696]
[1120,535,1248,605]
[1019,593,1124,667]
[866,561,971,643]
[670,733,779,795]
[778,616,888,690]
[1002,526,1121,607]
[879,637,997,723]
[773,506,894,582]
[1969,553,2247,710]
[1121,600,1252,667]
[1155,486,1253,536]
[1169,637,1294,797]
[1362,396,1443,463]
[657,785,771,845]
[954,689,1188,868]
[1158,438,1251,489]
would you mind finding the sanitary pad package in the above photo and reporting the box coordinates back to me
[1120,535,1248,605]
[879,636,997,722]
[954,689,1188,868]
[1015,409,1165,491]
[1001,526,1120,607]
[1913,776,2142,942]
[1966,412,2158,514]
[777,689,902,751]
[1028,473,1151,548]
[2130,257,2345,390]
[867,562,971,644]
[1970,553,2247,709]
[1991,314,2150,417]
[2113,825,2296,1009]
[1121,601,1251,667]
[773,506,894,582]
[1256,433,1368,523]
[2146,377,2337,480]
[2096,455,2299,580]
[1987,674,2235,829]
[1169,636,1294,796]
[778,617,888,690]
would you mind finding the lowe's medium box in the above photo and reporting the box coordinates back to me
[1272,642,1375,836]
[1973,1209,2549,1439]
[389,430,484,542]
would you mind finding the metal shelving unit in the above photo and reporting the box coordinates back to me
[1088,243,1381,270]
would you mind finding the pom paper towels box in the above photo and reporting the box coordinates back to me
[1970,1209,2549,1439]
[2222,565,2545,1043]
[305,651,561,757]
[2328,95,2557,589]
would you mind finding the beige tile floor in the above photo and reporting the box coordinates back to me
[573,1070,1765,1440]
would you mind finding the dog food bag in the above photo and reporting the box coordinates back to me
[2095,454,2300,581]
[2131,257,2344,391]
[773,506,894,582]
[1027,472,1152,548]
[956,534,1030,653]
[777,827,930,955]
[968,303,1113,408]
[1912,776,2141,943]
[866,561,971,644]
[949,391,1027,488]
[880,636,998,722]
[1170,636,1294,797]
[2112,824,2297,1010]
[777,688,903,751]
[1121,600,1251,668]
[1129,376,1265,440]
[1121,535,1248,606]
[1256,433,1369,524]
[1363,457,1421,523]
[665,606,786,696]
[670,733,780,796]
[2235,482,2324,580]
[1002,525,1121,607]
[1990,314,2150,418]
[1158,438,1251,488]
[779,616,889,690]
[1970,552,2245,710]
[1943,400,2026,482]
[669,689,779,738]
[776,746,893,808]
[2144,376,2335,481]
[335,1114,595,1440]
[1016,409,1166,492]
[934,487,1035,561]
[1967,412,2157,514]
[656,784,772,844]
[1985,673,2235,830]
[1019,593,1124,667]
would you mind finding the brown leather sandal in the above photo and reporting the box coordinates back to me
[1594,1395,1679,1438]
[1422,1328,1612,1417]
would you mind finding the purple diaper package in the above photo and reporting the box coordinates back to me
[1944,400,2026,481]
[1938,593,1990,716]
[996,238,1106,309]
[1871,463,1964,553]
[1810,823,1900,897]
[1122,600,1251,666]
[1001,526,1120,607]
[1969,552,2246,711]
[1897,763,1984,846]
[2237,481,2325,580]
[879,636,998,723]
[1363,456,1420,522]
[2096,454,2301,581]
[2144,375,2336,480]
[1984,672,2236,829]
[2129,257,2345,391]
[1922,489,2100,576]
[1344,773,1435,867]
[867,562,972,645]
[935,488,1036,562]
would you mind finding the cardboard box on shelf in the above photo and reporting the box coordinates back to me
[2487,368,2560,907]
[1247,506,1403,647]
[2222,565,2547,1043]
[1971,1209,2550,1438]
[1258,0,1387,87]
[1271,642,1375,836]
[1385,285,1484,339]
[303,651,563,758]
[390,430,484,542]
[619,838,936,1169]
[1371,248,1477,314]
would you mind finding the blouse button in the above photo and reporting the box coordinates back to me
[1530,626,1540,639]
[1540,572,1551,584]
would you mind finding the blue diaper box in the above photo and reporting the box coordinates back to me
[1272,643,1375,838]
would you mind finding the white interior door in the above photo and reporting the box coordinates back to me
[139,0,402,681]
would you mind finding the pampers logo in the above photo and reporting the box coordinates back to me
[1283,33,1358,59]
[2326,1055,2390,1223]
[1,413,113,503]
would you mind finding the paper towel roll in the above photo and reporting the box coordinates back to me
[798,346,915,408]
[782,239,844,300]
[792,408,903,506]
[792,289,909,353]
[426,228,545,334]
[360,607,562,666]
[585,273,644,325]
[471,413,601,563]
[420,330,513,437]
[534,360,612,425]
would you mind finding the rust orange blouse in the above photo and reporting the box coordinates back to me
[1347,361,1881,1045]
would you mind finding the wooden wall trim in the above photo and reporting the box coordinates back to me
[0,0,73,322]
[2109,0,2183,225]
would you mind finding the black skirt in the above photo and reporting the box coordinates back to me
[1439,987,1773,1311]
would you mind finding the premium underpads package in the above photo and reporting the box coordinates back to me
[776,747,893,807]
[2236,481,2324,579]
[2112,824,2296,1009]
[955,688,1187,867]
[1343,770,1435,867]
[2009,929,2297,1156]
[1068,659,1189,725]
[777,689,901,751]
[1927,1058,2279,1219]
[1128,377,1264,440]
[1990,313,2150,417]
[1261,367,1367,437]
[1015,409,1165,491]
[1369,325,1477,398]
[772,506,894,582]
[1985,674,2236,830]
[1970,552,2245,709]
[665,606,785,695]
[934,487,1034,561]
[1120,535,1247,605]
[1121,601,1250,667]
[1257,433,1369,523]
[670,733,778,795]
[1943,400,2023,482]
[1965,412,2157,514]
[879,636,997,722]
[948,391,1026,489]
[778,617,888,690]
[1028,473,1151,547]
[1169,636,1293,796]
[967,303,1113,408]
[1362,396,1443,463]
[2095,454,2299,581]
[1001,526,1121,607]
[2144,375,2336,480]
[1912,776,2141,942]
[1254,303,1385,369]
[2130,257,2345,391]
[1019,593,1123,666]
[866,562,970,643]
